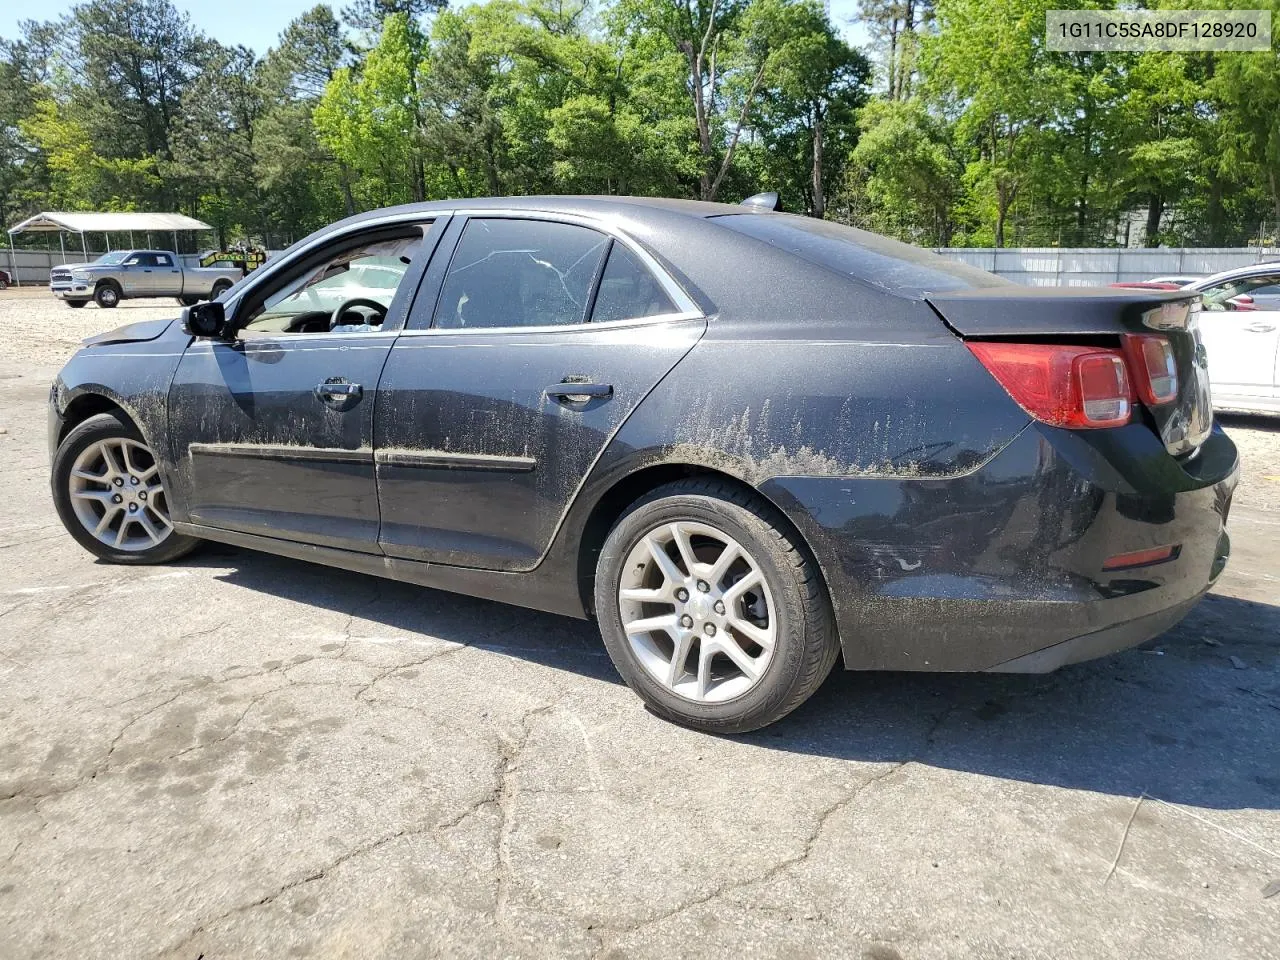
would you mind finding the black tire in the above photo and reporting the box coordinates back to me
[211,280,232,300]
[51,412,199,565]
[179,295,200,307]
[94,282,121,308]
[594,478,838,734]
[66,300,88,308]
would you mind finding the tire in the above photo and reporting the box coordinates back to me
[51,412,199,565]
[179,295,200,306]
[594,478,838,734]
[211,280,232,300]
[94,282,120,308]
[0,278,8,290]
[66,300,88,308]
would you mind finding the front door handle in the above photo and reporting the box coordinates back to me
[1245,322,1277,333]
[545,381,613,401]
[315,380,363,403]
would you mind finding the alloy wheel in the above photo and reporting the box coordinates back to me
[618,520,777,703]
[67,438,173,551]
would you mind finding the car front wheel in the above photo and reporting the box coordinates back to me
[595,479,838,733]
[51,412,198,564]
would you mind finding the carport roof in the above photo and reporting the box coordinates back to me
[7,211,213,235]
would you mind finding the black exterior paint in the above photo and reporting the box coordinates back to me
[373,317,705,570]
[166,333,394,550]
[49,196,1239,673]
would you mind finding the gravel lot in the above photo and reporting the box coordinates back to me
[1,287,1277,959]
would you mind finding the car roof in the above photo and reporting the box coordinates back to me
[343,195,750,218]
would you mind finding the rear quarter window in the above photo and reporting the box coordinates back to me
[713,213,1010,298]
[590,243,678,323]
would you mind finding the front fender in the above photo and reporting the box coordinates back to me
[52,331,191,519]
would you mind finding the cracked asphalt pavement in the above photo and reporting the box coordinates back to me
[1,292,1278,959]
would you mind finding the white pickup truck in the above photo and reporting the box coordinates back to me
[49,250,242,309]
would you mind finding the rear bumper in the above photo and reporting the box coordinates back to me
[983,587,1210,673]
[763,421,1238,672]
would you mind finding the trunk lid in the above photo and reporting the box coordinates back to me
[927,287,1212,458]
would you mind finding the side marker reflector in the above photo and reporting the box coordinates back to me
[1102,545,1180,571]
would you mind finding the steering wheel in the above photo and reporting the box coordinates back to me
[330,298,388,330]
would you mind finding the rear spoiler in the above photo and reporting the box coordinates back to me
[926,287,1198,338]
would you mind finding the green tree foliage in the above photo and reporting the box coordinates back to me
[314,13,429,208]
[840,97,958,244]
[747,0,871,216]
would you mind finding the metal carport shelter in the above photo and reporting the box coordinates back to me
[5,211,213,287]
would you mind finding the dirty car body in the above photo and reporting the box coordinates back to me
[49,197,1238,725]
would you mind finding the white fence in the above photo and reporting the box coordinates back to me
[7,243,1280,288]
[931,247,1280,286]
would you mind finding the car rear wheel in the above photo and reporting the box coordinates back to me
[211,280,232,299]
[595,479,838,733]
[94,283,120,308]
[66,300,87,308]
[52,413,198,565]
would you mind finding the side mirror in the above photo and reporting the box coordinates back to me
[183,300,230,339]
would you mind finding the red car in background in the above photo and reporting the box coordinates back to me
[1109,281,1182,291]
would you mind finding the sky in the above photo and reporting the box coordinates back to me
[2,0,870,54]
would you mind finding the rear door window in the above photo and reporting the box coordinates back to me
[590,243,678,323]
[434,218,610,329]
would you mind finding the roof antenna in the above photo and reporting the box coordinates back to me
[741,191,782,212]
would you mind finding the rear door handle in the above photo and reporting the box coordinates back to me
[315,381,363,401]
[545,381,613,400]
[1245,322,1277,333]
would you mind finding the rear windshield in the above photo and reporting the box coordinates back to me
[713,213,1010,298]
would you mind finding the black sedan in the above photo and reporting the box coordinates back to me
[48,197,1238,732]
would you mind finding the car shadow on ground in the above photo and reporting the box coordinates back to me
[177,545,1278,812]
[1220,412,1280,433]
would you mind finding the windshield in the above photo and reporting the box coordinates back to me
[94,252,130,265]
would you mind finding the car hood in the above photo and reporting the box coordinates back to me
[54,262,107,272]
[82,317,179,347]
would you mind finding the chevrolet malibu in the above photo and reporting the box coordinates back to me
[48,197,1238,732]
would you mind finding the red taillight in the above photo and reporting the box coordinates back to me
[1123,334,1178,405]
[967,342,1133,429]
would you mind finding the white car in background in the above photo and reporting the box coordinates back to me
[1185,264,1280,416]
